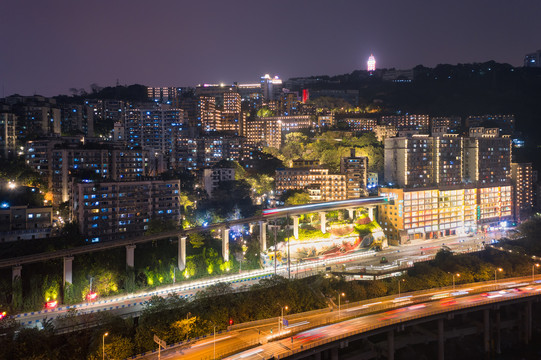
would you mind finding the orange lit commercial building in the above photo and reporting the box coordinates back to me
[379,127,513,244]
[379,186,511,244]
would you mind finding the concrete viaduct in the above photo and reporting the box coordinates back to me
[3,196,390,286]
[254,289,540,360]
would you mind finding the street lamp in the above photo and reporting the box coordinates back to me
[532,264,540,281]
[102,332,108,360]
[280,305,288,334]
[213,324,216,360]
[452,273,460,291]
[398,278,405,297]
[338,293,345,318]
[495,268,503,284]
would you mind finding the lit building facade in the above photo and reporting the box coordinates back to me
[466,115,515,135]
[340,149,369,198]
[463,128,511,186]
[346,118,377,133]
[198,96,221,132]
[124,106,185,156]
[381,115,430,133]
[260,74,283,101]
[60,104,94,137]
[511,163,533,222]
[72,179,180,243]
[0,113,17,158]
[379,186,509,244]
[202,167,235,197]
[0,205,53,242]
[275,167,347,202]
[373,125,398,142]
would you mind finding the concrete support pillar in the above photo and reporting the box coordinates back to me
[438,318,444,360]
[178,236,186,271]
[387,329,395,360]
[348,208,355,219]
[126,245,136,269]
[483,309,490,353]
[12,265,22,282]
[525,301,532,344]
[495,309,501,355]
[368,206,375,221]
[259,221,267,251]
[292,216,299,240]
[222,228,230,262]
[63,256,74,285]
[319,212,326,234]
[330,347,338,360]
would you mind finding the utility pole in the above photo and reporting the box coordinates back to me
[287,215,291,279]
[273,221,277,276]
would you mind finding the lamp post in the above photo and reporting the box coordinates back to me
[452,273,460,291]
[273,222,278,276]
[495,268,503,284]
[533,264,540,282]
[338,293,345,318]
[280,305,288,334]
[213,324,216,360]
[398,278,405,297]
[102,332,108,360]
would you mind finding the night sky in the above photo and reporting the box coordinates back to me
[1,0,540,97]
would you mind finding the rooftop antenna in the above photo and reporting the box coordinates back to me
[116,79,120,86]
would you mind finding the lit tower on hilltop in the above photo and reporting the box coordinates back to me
[367,54,376,72]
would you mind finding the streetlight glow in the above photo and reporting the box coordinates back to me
[102,332,109,360]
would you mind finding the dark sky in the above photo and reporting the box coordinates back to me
[1,0,540,97]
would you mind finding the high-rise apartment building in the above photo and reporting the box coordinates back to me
[260,74,283,101]
[124,106,185,156]
[511,163,533,222]
[384,135,435,188]
[84,100,125,126]
[340,149,369,198]
[198,96,221,132]
[0,113,17,158]
[72,179,180,243]
[463,128,511,186]
[60,104,94,137]
[147,86,181,105]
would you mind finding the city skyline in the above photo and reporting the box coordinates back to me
[1,0,541,96]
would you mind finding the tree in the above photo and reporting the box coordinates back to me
[189,233,206,248]
[102,335,134,360]
[283,190,311,206]
[170,317,197,342]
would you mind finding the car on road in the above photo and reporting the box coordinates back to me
[380,257,389,264]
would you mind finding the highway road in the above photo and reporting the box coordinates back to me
[138,275,536,360]
[225,279,541,360]
[11,228,509,331]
